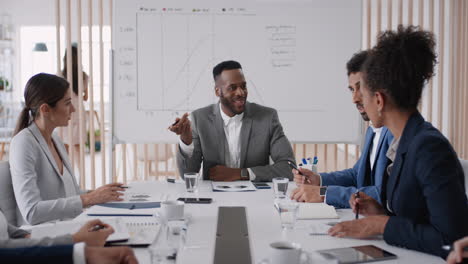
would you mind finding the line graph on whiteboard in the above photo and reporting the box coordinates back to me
[136,10,269,112]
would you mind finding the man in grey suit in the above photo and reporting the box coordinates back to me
[169,60,295,182]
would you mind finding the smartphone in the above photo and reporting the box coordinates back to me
[287,161,303,175]
[253,182,271,189]
[177,197,212,204]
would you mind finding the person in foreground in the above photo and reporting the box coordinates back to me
[0,245,138,264]
[290,50,393,208]
[328,25,468,258]
[446,236,468,264]
[0,209,138,263]
[9,73,125,225]
[169,60,295,182]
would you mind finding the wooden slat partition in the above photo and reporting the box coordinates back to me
[88,0,96,189]
[50,0,468,187]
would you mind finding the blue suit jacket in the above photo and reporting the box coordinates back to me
[320,126,393,208]
[382,112,468,258]
[0,245,73,264]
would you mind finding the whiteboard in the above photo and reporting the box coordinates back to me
[112,0,363,143]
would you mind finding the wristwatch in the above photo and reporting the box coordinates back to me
[240,168,250,180]
[319,186,327,196]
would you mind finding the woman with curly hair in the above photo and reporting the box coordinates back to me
[328,25,468,259]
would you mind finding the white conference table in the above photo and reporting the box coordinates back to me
[76,180,444,264]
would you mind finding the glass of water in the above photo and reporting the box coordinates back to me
[278,200,299,230]
[272,177,289,199]
[184,172,199,193]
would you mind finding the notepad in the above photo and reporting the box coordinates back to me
[96,202,161,209]
[86,204,157,217]
[108,218,161,247]
[31,218,130,243]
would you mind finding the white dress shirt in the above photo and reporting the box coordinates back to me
[369,126,382,171]
[73,242,86,264]
[179,103,256,180]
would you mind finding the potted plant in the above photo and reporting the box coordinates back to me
[0,76,11,91]
[86,129,101,152]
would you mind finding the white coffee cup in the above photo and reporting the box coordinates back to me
[161,200,185,220]
[270,241,308,264]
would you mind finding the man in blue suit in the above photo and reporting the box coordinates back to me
[291,50,393,208]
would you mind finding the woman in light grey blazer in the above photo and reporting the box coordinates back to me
[10,73,125,225]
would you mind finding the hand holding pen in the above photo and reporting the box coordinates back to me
[168,113,192,145]
[445,236,468,264]
[354,190,360,219]
[349,191,386,217]
[290,161,321,186]
[72,219,114,247]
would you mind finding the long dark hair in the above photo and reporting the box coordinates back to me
[62,46,86,95]
[14,73,70,135]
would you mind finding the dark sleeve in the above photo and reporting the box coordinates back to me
[383,136,468,258]
[0,245,74,264]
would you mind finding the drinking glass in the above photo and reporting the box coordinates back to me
[278,201,299,230]
[184,172,199,193]
[272,177,289,199]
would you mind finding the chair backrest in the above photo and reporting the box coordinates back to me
[460,159,468,197]
[0,161,17,226]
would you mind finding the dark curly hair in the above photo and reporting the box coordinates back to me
[346,50,369,76]
[362,25,437,110]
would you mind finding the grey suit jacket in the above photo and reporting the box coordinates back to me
[0,209,72,248]
[10,123,84,225]
[176,102,295,182]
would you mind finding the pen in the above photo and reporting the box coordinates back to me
[442,245,468,252]
[288,161,303,175]
[302,158,307,165]
[171,119,180,126]
[121,186,129,189]
[89,224,106,232]
[312,157,318,174]
[355,190,360,220]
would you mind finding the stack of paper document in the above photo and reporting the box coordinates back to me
[297,203,339,219]
[274,202,339,219]
[212,181,257,192]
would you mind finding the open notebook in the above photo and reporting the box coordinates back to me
[31,218,130,243]
[31,217,161,247]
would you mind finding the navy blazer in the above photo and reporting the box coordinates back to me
[383,112,468,258]
[0,245,73,264]
[321,126,393,208]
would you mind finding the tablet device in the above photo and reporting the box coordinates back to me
[317,245,397,264]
